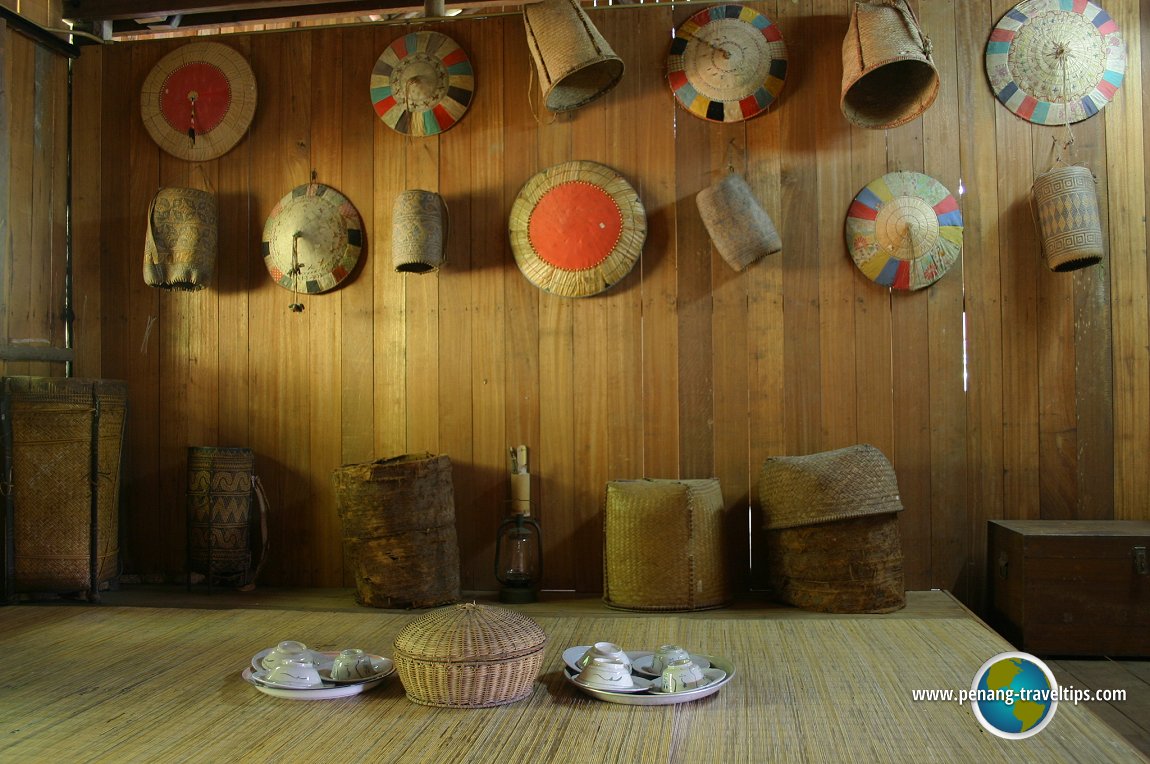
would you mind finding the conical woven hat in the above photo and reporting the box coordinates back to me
[392,190,449,274]
[696,173,782,271]
[841,0,939,129]
[759,444,903,530]
[522,0,624,112]
[143,187,217,291]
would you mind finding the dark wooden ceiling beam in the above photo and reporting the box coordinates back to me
[62,0,422,23]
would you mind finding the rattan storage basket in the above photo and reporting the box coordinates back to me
[759,444,906,613]
[393,602,547,707]
[603,478,730,611]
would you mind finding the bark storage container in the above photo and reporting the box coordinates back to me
[332,453,461,608]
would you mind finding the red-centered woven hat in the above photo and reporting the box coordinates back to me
[509,160,646,297]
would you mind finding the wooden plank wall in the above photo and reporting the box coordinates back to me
[59,0,1149,609]
[0,22,69,379]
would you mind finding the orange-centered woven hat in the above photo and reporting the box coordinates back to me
[509,160,646,297]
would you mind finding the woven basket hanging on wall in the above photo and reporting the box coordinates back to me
[2,377,127,601]
[392,190,449,274]
[143,187,218,291]
[840,0,939,129]
[696,173,783,271]
[1031,164,1103,272]
[332,453,461,608]
[522,0,624,112]
[759,444,906,614]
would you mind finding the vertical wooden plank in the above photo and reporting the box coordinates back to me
[457,21,507,592]
[307,27,345,584]
[957,0,1006,602]
[992,0,1042,524]
[1109,0,1149,518]
[247,31,313,585]
[373,26,408,459]
[746,1,788,590]
[70,44,103,378]
[778,4,822,457]
[0,24,10,368]
[337,28,376,478]
[921,0,969,598]
[215,36,253,452]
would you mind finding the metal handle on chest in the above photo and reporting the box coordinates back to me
[1134,546,1148,576]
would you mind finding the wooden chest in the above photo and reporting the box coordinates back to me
[987,520,1150,657]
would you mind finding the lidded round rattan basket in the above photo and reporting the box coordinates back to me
[393,602,547,707]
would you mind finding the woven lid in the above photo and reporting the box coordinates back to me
[668,4,788,123]
[840,0,939,129]
[985,0,1125,126]
[760,444,903,530]
[371,31,474,136]
[394,603,547,663]
[509,160,646,297]
[845,171,962,291]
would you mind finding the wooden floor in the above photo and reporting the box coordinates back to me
[22,584,1150,760]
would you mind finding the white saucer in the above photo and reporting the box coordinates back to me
[649,668,726,694]
[242,667,388,700]
[318,658,395,684]
[561,645,651,674]
[568,671,653,694]
[631,653,712,678]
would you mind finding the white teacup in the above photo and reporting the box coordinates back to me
[577,642,631,673]
[331,648,377,680]
[661,658,707,693]
[265,654,323,688]
[577,657,634,690]
[261,639,310,671]
[649,644,691,675]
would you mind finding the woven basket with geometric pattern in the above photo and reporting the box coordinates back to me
[1031,164,1103,272]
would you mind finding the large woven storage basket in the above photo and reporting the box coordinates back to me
[603,478,730,611]
[759,444,905,613]
[332,453,461,608]
[393,602,547,707]
[2,377,127,601]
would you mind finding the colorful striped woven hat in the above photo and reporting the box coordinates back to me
[371,31,474,136]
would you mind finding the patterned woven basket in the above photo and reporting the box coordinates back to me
[696,173,783,271]
[1031,164,1103,272]
[2,377,127,599]
[393,602,547,707]
[392,190,449,274]
[758,444,905,613]
[603,478,730,612]
[143,187,217,291]
[522,0,624,112]
[841,0,939,129]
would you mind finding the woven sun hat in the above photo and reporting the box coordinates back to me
[759,444,903,532]
[509,160,646,298]
[392,190,449,274]
[844,170,963,291]
[261,183,363,295]
[696,173,782,271]
[522,0,624,112]
[841,0,939,129]
[393,602,547,708]
[1031,164,1103,272]
[143,187,217,291]
[668,4,788,123]
[371,31,474,136]
[986,0,1125,125]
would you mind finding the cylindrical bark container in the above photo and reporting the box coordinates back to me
[332,453,461,608]
[187,446,256,585]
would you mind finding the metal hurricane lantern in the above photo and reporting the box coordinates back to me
[495,446,542,603]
